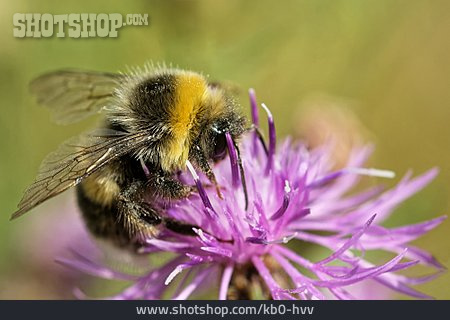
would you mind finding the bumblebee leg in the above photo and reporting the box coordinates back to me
[117,180,162,242]
[163,217,198,236]
[149,168,193,200]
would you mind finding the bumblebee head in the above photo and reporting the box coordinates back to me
[188,93,248,208]
[188,84,245,161]
[202,109,246,160]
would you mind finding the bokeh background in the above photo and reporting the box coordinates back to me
[0,0,448,299]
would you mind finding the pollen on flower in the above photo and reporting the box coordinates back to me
[58,89,446,300]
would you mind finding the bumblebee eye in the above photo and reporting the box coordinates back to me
[213,133,227,161]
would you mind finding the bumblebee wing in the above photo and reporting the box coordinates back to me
[30,70,124,125]
[11,129,150,219]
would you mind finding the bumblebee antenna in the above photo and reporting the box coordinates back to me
[225,132,249,210]
[245,124,268,156]
[234,139,249,210]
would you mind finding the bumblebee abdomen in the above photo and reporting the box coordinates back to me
[76,184,130,247]
[77,163,127,246]
[78,166,121,207]
[76,157,162,248]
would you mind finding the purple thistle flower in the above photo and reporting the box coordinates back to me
[59,90,445,300]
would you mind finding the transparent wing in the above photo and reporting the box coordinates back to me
[12,129,151,219]
[30,70,123,125]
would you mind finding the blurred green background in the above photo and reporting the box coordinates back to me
[0,0,448,299]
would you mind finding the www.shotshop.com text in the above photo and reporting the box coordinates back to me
[136,304,315,317]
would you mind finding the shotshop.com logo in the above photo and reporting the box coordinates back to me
[13,13,149,38]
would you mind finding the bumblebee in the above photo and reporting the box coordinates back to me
[11,65,247,249]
